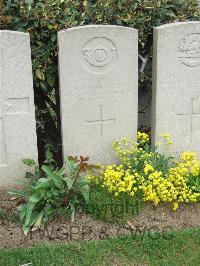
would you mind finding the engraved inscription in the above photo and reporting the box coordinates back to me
[178,33,200,67]
[82,37,118,74]
[86,105,115,141]
[64,80,129,99]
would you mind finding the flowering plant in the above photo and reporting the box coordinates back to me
[88,132,200,211]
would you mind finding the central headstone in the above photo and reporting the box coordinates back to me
[58,26,138,164]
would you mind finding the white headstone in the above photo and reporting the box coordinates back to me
[0,31,38,188]
[58,26,138,164]
[152,22,200,156]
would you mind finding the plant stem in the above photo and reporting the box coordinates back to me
[62,166,82,206]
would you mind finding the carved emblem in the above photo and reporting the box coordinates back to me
[82,37,118,74]
[178,33,200,67]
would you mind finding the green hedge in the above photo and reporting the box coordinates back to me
[1,0,200,165]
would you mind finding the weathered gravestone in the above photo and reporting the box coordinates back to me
[58,26,138,164]
[152,22,200,156]
[0,31,38,188]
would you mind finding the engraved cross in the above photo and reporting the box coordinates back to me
[177,97,200,143]
[0,97,29,165]
[86,105,115,141]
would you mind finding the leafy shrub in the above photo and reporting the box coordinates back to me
[1,0,199,165]
[8,156,91,235]
[88,132,200,212]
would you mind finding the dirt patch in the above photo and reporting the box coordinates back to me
[0,192,200,250]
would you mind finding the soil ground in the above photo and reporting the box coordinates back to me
[0,191,200,250]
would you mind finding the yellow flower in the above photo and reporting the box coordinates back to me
[144,164,154,174]
[172,202,179,211]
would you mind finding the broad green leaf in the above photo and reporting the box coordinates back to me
[18,204,28,221]
[34,210,44,227]
[56,167,65,177]
[25,201,37,226]
[52,174,64,189]
[65,157,76,175]
[42,166,63,189]
[63,176,73,190]
[23,225,30,236]
[30,192,42,203]
[35,178,50,189]
[18,204,27,212]
[42,165,54,178]
[80,185,89,203]
[76,178,89,188]
[23,211,39,235]
[42,165,63,188]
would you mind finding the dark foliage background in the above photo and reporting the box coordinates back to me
[1,0,199,166]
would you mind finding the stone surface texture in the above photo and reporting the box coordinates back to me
[152,22,200,156]
[0,30,38,188]
[58,25,138,164]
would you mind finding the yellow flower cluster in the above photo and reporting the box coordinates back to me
[137,131,150,145]
[112,138,137,168]
[100,165,138,197]
[88,132,200,211]
[141,157,200,211]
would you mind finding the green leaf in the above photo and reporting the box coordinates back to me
[18,204,28,221]
[24,201,37,226]
[30,192,42,203]
[52,174,64,189]
[42,165,54,177]
[56,167,65,177]
[23,225,30,236]
[35,69,45,81]
[23,211,39,235]
[196,176,200,190]
[15,179,34,189]
[80,185,89,204]
[76,178,89,188]
[34,210,44,228]
[35,178,50,189]
[63,176,73,190]
[47,75,55,87]
[65,157,76,175]
[23,159,36,167]
[42,165,63,188]
[7,190,29,198]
